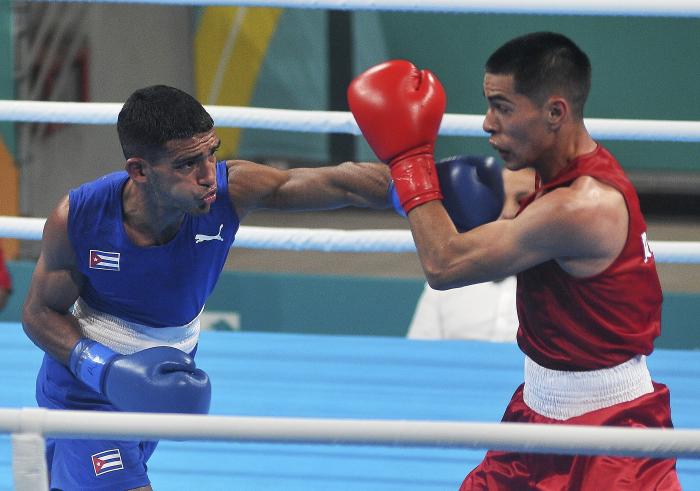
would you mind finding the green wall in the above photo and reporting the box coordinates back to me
[242,10,699,172]
[358,13,700,172]
[239,9,330,164]
[3,261,699,350]
[205,271,424,336]
[656,293,700,350]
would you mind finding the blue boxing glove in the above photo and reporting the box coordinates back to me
[387,180,407,217]
[69,339,211,414]
[436,155,504,232]
[389,155,504,231]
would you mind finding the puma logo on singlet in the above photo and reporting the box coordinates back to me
[195,224,224,244]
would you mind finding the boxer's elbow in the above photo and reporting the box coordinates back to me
[425,273,451,291]
[424,267,465,291]
[421,245,469,291]
[21,303,42,342]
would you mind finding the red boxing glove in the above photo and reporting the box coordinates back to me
[348,60,446,213]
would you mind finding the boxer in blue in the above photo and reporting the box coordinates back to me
[22,85,503,490]
[20,85,396,491]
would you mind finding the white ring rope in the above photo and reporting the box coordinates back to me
[24,0,700,18]
[2,101,700,142]
[2,408,700,459]
[1,216,698,263]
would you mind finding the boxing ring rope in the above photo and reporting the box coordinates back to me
[23,0,700,17]
[2,407,700,459]
[1,215,699,263]
[2,100,700,142]
[2,100,700,262]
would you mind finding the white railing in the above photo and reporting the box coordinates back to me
[23,0,700,17]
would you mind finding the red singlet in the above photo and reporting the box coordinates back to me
[516,145,662,371]
[461,145,679,490]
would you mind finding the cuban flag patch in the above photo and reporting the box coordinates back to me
[89,250,120,271]
[91,448,124,476]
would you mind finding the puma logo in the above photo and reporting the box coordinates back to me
[195,224,224,244]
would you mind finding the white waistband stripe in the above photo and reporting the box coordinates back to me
[523,355,654,421]
[72,298,201,355]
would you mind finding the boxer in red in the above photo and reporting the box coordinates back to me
[348,32,680,490]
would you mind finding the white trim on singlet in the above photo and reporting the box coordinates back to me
[72,297,201,355]
[523,354,654,420]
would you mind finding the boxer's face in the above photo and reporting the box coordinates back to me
[147,129,220,216]
[482,73,555,172]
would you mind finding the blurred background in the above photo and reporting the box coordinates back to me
[0,3,698,345]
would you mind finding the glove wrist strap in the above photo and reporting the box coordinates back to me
[390,154,443,213]
[68,338,117,394]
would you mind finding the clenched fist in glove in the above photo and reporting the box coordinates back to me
[389,155,505,232]
[348,60,446,213]
[69,338,211,414]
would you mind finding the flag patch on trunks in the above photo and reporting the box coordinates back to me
[92,448,124,476]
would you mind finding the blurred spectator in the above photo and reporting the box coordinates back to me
[0,246,12,311]
[407,168,534,341]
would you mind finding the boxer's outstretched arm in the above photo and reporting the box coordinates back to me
[226,159,391,218]
[22,195,84,364]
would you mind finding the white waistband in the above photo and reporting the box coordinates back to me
[72,297,201,355]
[523,354,654,420]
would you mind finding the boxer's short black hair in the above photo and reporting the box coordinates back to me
[486,32,592,119]
[117,85,214,159]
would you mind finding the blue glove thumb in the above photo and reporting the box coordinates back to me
[387,180,407,217]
